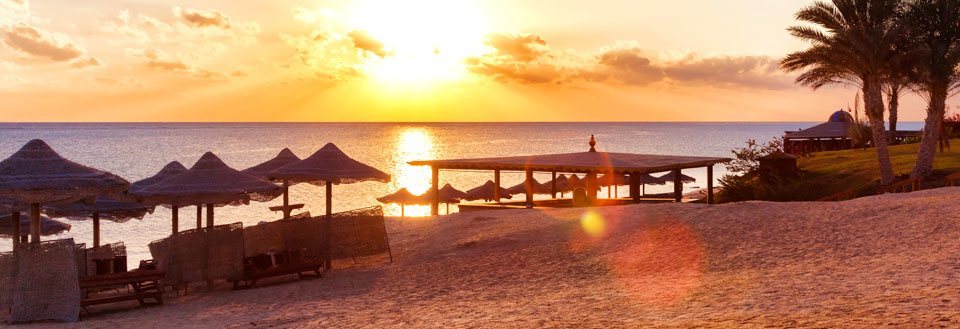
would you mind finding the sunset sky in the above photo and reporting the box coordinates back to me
[0,0,943,122]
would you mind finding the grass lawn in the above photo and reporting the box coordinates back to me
[798,139,960,198]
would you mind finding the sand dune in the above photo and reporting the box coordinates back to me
[33,188,960,328]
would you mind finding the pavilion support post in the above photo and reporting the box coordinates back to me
[707,165,715,205]
[430,167,439,216]
[92,213,101,248]
[325,181,333,216]
[615,186,618,199]
[673,169,683,203]
[551,172,557,198]
[11,211,19,249]
[282,180,291,219]
[493,169,501,203]
[206,204,214,228]
[607,185,612,199]
[30,202,40,243]
[525,169,534,209]
[586,172,598,201]
[196,205,202,229]
[629,174,641,204]
[171,205,179,235]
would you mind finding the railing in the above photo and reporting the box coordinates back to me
[878,177,922,195]
[817,188,858,202]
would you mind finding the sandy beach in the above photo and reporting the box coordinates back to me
[27,187,960,328]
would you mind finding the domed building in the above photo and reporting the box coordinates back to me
[783,109,857,154]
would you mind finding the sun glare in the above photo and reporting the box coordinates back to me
[347,0,489,88]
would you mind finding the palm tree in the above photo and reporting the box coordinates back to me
[901,0,960,179]
[883,76,909,144]
[781,0,903,185]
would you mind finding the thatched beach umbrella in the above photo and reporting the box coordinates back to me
[436,183,466,214]
[657,171,696,183]
[463,180,513,202]
[634,173,665,196]
[135,152,281,233]
[270,143,390,216]
[44,194,153,247]
[0,211,70,240]
[0,139,129,243]
[506,176,549,195]
[130,161,195,234]
[541,174,569,197]
[377,188,426,217]
[242,148,302,219]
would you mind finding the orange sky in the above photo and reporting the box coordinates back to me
[0,0,946,122]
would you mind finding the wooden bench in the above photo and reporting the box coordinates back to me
[79,269,165,316]
[231,251,322,289]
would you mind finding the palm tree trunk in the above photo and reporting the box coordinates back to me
[865,80,895,185]
[912,86,949,179]
[887,92,899,144]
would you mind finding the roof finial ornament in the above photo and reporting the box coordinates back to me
[588,135,597,152]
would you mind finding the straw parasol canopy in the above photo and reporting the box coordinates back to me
[463,180,513,202]
[506,176,549,195]
[242,148,301,179]
[564,175,585,192]
[243,148,303,219]
[0,139,129,243]
[377,188,428,217]
[44,194,154,247]
[135,152,282,230]
[657,171,696,183]
[0,139,129,204]
[129,161,187,193]
[0,211,70,238]
[438,183,467,202]
[270,143,390,216]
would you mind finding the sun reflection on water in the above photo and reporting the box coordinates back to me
[390,128,436,217]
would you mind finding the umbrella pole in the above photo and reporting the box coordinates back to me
[172,205,179,235]
[324,181,333,270]
[11,211,19,249]
[206,204,214,228]
[401,205,404,217]
[93,213,101,248]
[282,180,291,219]
[30,202,40,243]
[446,203,450,214]
[196,205,202,229]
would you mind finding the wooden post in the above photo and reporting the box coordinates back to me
[92,213,101,248]
[196,205,201,229]
[525,169,534,208]
[493,169,501,202]
[282,180,291,219]
[586,172,598,201]
[629,174,641,203]
[30,202,40,243]
[446,203,450,214]
[673,169,682,203]
[607,185,612,199]
[430,167,439,216]
[206,204,214,228]
[707,165,715,205]
[323,180,334,270]
[551,172,557,198]
[11,211,19,249]
[171,205,179,235]
[401,205,405,217]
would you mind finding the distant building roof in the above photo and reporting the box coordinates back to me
[784,121,851,140]
[829,110,854,123]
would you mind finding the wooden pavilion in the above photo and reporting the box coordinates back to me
[409,136,731,215]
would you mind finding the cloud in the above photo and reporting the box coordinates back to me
[347,30,389,58]
[484,33,547,62]
[661,54,793,89]
[172,7,231,29]
[1,22,85,62]
[581,47,664,85]
[467,33,566,84]
[70,57,102,69]
[0,0,28,13]
[130,47,189,71]
[292,7,333,24]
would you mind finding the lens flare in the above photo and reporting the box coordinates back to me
[580,210,606,237]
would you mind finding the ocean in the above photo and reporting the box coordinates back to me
[0,122,923,264]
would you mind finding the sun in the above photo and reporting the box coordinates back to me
[346,0,490,88]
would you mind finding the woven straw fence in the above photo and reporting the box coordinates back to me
[0,239,81,323]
